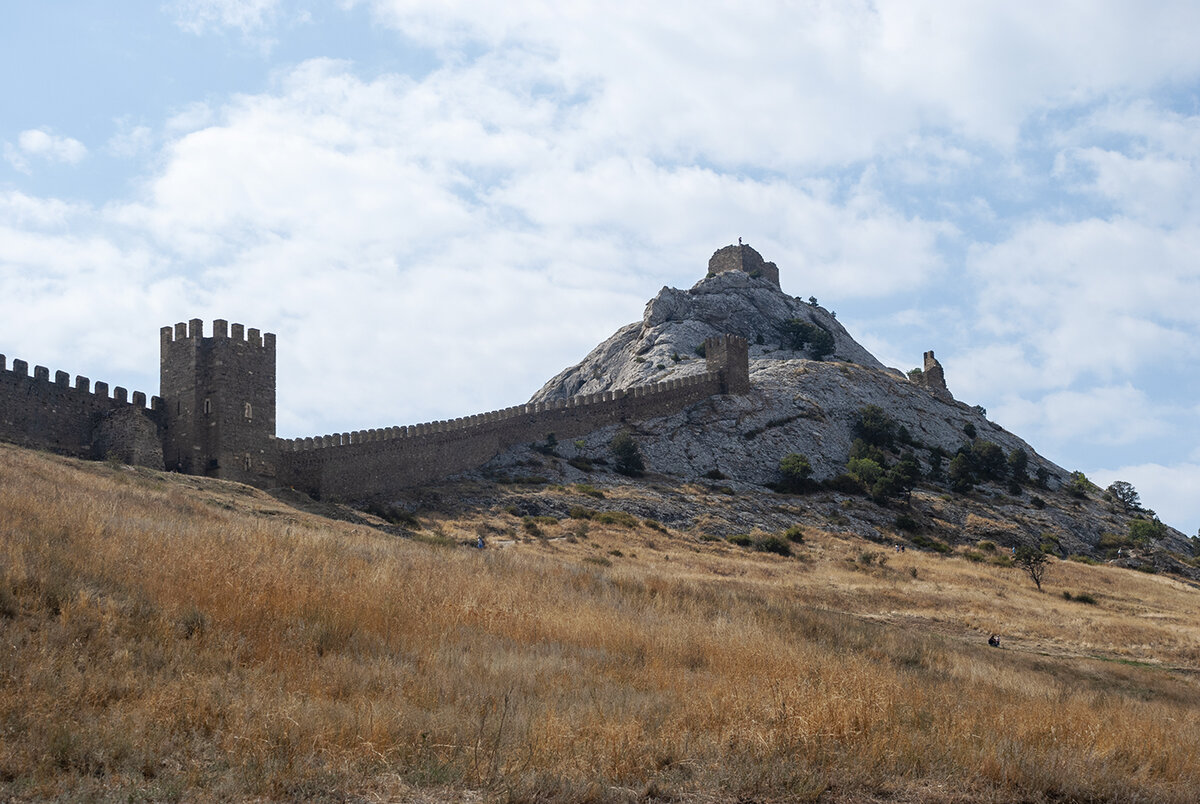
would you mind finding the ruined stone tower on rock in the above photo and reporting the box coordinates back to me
[706,243,781,288]
[160,319,277,484]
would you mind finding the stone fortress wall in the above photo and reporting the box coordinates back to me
[276,334,749,498]
[0,317,750,500]
[0,353,164,467]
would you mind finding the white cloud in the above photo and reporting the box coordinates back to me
[169,0,282,34]
[357,0,1200,158]
[990,385,1169,449]
[108,122,155,159]
[4,129,87,172]
[968,217,1200,394]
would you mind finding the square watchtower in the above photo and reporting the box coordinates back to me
[160,319,277,484]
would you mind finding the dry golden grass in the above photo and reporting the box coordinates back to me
[2,442,1199,802]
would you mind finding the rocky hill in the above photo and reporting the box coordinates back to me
[476,244,1196,568]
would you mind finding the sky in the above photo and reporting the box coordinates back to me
[3,1,1200,535]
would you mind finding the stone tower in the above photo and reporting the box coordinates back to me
[918,350,953,401]
[706,243,781,288]
[704,334,751,394]
[160,319,277,484]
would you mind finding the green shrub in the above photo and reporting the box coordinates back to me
[644,519,667,532]
[963,549,985,563]
[1067,470,1092,498]
[846,457,883,487]
[583,555,611,567]
[703,468,727,480]
[781,319,835,359]
[727,534,752,547]
[1067,554,1098,565]
[778,453,814,493]
[610,430,645,477]
[754,536,792,556]
[784,525,805,543]
[567,457,594,472]
[568,506,597,520]
[1129,517,1168,543]
[574,483,604,498]
[976,540,997,552]
[852,405,898,449]
[1030,496,1046,509]
[893,514,920,532]
[595,511,639,528]
[825,474,867,495]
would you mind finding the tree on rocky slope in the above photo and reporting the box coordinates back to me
[1106,480,1140,512]
[610,430,645,477]
[1014,545,1050,591]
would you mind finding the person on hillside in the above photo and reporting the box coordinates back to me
[988,633,1000,648]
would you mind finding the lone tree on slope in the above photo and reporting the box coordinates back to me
[1106,480,1141,512]
[610,430,645,477]
[1014,545,1050,592]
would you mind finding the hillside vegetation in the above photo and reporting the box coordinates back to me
[2,442,1200,802]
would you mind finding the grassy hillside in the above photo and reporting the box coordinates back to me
[2,442,1199,802]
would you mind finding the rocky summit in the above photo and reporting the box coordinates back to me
[474,244,1195,568]
[530,243,1028,485]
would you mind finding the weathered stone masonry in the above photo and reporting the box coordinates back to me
[0,354,163,467]
[2,320,750,500]
[160,319,277,486]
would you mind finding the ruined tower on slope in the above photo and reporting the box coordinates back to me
[160,319,277,484]
[914,350,953,401]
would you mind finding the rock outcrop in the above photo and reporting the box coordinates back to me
[521,245,1052,485]
[533,263,890,403]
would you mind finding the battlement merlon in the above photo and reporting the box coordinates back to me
[161,320,276,352]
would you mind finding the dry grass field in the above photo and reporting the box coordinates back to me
[2,442,1199,802]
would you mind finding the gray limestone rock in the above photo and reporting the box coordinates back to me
[532,269,890,403]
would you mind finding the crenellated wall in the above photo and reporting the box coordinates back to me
[276,335,749,498]
[0,353,163,466]
[0,323,749,499]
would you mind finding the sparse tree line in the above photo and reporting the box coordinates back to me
[776,405,1043,505]
[771,405,1194,576]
